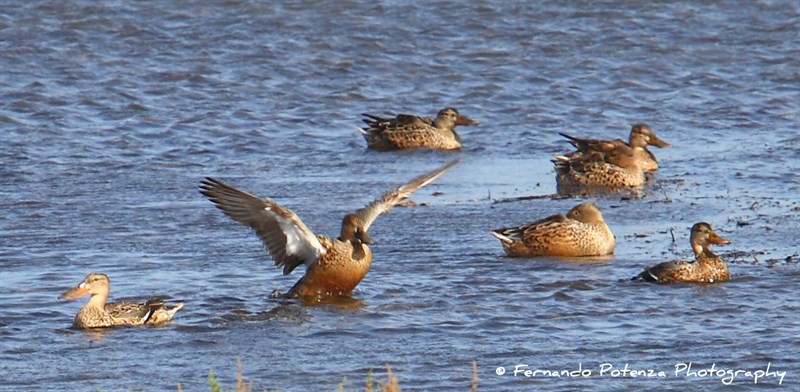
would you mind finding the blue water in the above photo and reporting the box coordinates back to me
[1,1,798,391]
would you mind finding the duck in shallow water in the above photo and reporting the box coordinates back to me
[552,150,647,196]
[59,273,183,329]
[491,202,615,257]
[632,222,731,283]
[359,107,479,150]
[199,161,457,303]
[559,123,670,172]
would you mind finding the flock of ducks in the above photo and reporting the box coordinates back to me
[59,107,733,329]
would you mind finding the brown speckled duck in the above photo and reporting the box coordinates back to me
[59,273,183,329]
[633,222,731,283]
[559,124,670,172]
[359,107,479,150]
[552,150,646,195]
[199,161,456,302]
[491,202,615,257]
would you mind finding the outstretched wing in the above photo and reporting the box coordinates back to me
[199,178,326,275]
[353,160,457,233]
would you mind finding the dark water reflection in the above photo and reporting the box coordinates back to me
[2,0,799,391]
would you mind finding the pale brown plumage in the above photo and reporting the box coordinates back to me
[559,124,670,172]
[199,161,457,301]
[359,107,479,150]
[59,273,183,329]
[491,202,615,257]
[552,151,647,196]
[633,222,732,284]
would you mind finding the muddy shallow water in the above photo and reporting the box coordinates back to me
[1,1,799,391]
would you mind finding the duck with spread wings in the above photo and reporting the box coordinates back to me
[199,161,457,301]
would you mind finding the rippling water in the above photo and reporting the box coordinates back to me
[1,1,799,391]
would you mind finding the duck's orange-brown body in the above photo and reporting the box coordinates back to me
[200,161,456,302]
[287,236,373,298]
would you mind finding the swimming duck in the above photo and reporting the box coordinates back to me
[491,202,615,257]
[199,161,456,302]
[59,273,183,329]
[559,124,670,172]
[633,222,731,283]
[359,107,479,150]
[552,150,646,195]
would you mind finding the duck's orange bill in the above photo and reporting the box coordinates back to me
[59,286,90,300]
[708,232,732,245]
[455,115,480,126]
[649,134,671,148]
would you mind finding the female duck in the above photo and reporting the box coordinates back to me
[359,107,479,150]
[59,273,183,329]
[491,202,615,257]
[559,124,670,172]
[633,222,731,283]
[552,150,646,195]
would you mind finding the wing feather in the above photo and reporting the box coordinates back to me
[354,160,457,233]
[635,260,688,282]
[491,214,567,242]
[199,177,325,275]
[361,112,435,137]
